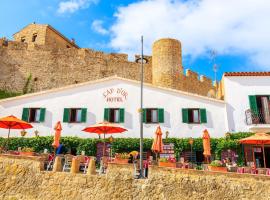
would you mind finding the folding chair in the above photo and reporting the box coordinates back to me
[62,154,74,172]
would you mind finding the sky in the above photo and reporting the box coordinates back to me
[0,0,270,81]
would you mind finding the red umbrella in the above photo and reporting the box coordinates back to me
[52,121,62,149]
[0,115,33,150]
[202,129,211,163]
[82,121,127,156]
[151,126,163,161]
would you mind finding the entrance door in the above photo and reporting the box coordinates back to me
[264,147,270,168]
[253,147,264,168]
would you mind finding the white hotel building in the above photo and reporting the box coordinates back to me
[0,72,270,138]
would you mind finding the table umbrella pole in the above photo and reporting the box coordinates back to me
[6,128,11,151]
[262,144,266,168]
[103,133,106,157]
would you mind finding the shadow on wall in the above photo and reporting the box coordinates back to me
[124,111,133,129]
[44,110,53,128]
[87,112,96,125]
[205,110,213,129]
[163,111,171,128]
[226,104,236,132]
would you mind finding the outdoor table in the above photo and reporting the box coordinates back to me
[237,167,244,173]
[250,168,258,174]
[266,168,270,176]
[257,168,267,175]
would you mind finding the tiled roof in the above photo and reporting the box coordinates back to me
[224,72,270,77]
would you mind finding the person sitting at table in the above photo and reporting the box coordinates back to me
[128,154,134,164]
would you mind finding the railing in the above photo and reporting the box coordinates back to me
[245,109,270,125]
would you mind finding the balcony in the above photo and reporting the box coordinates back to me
[245,109,270,132]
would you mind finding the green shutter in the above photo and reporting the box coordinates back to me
[182,108,188,123]
[158,108,164,123]
[81,108,87,122]
[142,109,146,123]
[119,108,125,123]
[39,108,46,122]
[104,108,109,122]
[63,108,70,123]
[200,108,207,123]
[22,108,29,122]
[248,95,259,115]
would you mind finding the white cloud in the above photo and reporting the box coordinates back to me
[91,20,109,35]
[110,0,270,70]
[57,0,98,14]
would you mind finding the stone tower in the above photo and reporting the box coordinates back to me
[152,38,183,88]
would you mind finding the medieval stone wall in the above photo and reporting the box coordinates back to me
[0,155,269,200]
[0,35,217,98]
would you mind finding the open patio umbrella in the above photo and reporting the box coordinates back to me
[151,126,163,160]
[82,121,127,157]
[0,115,33,150]
[239,132,270,168]
[52,121,62,150]
[202,129,211,163]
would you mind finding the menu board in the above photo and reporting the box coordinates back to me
[96,142,110,161]
[160,143,175,158]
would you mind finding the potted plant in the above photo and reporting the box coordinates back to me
[158,157,176,168]
[208,160,227,172]
[20,147,35,156]
[114,153,129,164]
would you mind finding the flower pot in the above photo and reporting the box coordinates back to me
[208,166,227,173]
[114,158,129,164]
[159,161,176,168]
[20,152,34,156]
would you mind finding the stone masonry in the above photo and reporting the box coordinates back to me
[0,155,269,200]
[0,23,218,98]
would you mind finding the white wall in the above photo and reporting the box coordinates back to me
[0,78,227,138]
[224,76,270,132]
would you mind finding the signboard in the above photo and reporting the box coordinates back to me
[103,88,128,103]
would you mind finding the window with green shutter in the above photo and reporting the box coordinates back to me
[63,108,87,123]
[104,108,109,122]
[182,108,188,123]
[248,95,259,115]
[143,108,164,123]
[22,108,29,122]
[119,108,125,123]
[63,108,70,122]
[142,109,146,123]
[81,108,87,123]
[182,108,207,124]
[158,108,164,123]
[199,108,207,123]
[39,108,46,122]
[104,108,124,123]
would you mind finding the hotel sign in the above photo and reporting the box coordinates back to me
[103,88,128,102]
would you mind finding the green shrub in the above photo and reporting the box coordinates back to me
[0,132,253,162]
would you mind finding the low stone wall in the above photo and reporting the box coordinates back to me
[0,155,269,200]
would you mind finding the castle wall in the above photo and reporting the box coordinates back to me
[152,38,183,89]
[13,24,47,46]
[1,34,216,98]
[45,27,78,49]
[0,41,152,93]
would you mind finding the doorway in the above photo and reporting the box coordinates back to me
[264,147,270,168]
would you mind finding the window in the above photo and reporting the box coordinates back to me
[66,45,70,48]
[104,108,124,123]
[248,95,270,124]
[143,108,164,123]
[63,108,87,123]
[22,108,46,123]
[32,33,37,42]
[182,108,207,124]
[21,37,25,42]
